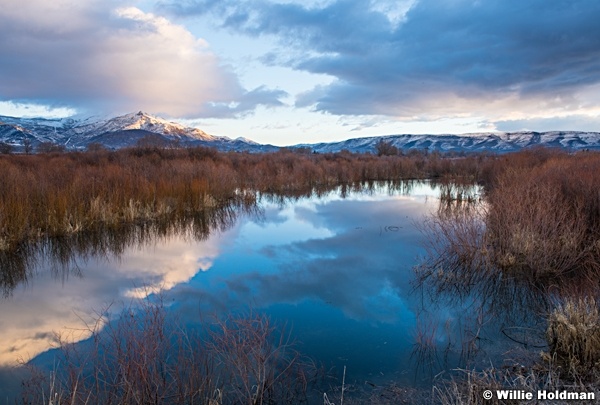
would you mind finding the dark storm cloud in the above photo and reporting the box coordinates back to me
[0,0,285,117]
[159,0,600,119]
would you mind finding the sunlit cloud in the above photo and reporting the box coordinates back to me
[0,0,284,118]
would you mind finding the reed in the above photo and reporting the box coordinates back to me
[0,147,487,250]
[543,296,600,380]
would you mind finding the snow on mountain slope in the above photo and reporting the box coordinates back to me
[0,111,265,150]
[1,111,599,154]
[298,131,600,154]
[0,122,30,144]
[72,111,218,141]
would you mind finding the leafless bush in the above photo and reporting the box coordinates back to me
[207,312,311,404]
[486,167,591,280]
[0,147,488,250]
[418,201,490,298]
[419,150,600,401]
[20,297,314,404]
[421,150,600,287]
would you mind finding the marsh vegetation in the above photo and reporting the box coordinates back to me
[0,146,481,251]
[418,149,600,403]
[4,146,600,403]
[21,297,315,405]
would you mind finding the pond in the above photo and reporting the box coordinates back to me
[0,181,515,402]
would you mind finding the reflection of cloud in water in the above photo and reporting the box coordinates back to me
[122,239,220,298]
[224,257,411,323]
[0,230,232,366]
[1,188,440,368]
[174,195,436,324]
[252,205,289,227]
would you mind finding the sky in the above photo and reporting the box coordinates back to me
[1,0,600,145]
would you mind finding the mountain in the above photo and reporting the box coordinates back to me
[1,111,600,154]
[298,132,600,154]
[0,111,278,152]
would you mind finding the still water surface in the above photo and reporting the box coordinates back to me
[0,182,495,398]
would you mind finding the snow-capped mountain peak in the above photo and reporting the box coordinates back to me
[0,111,275,152]
[74,111,218,142]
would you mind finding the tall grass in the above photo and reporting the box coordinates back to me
[0,147,486,251]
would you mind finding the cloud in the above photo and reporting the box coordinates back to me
[159,0,600,122]
[201,85,288,118]
[0,0,284,117]
[495,114,600,132]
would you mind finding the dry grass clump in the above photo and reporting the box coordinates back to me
[543,296,600,380]
[433,368,521,405]
[432,360,600,405]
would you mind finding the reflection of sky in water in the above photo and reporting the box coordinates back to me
[0,184,446,392]
[0,232,233,367]
[184,192,437,381]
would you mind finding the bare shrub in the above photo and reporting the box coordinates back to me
[485,166,590,279]
[418,201,490,298]
[207,312,310,404]
[375,139,399,156]
[0,142,12,154]
[21,296,219,404]
[0,147,488,250]
[20,297,312,404]
[419,150,600,398]
[422,150,600,287]
[37,141,66,153]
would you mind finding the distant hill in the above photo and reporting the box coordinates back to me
[298,132,600,154]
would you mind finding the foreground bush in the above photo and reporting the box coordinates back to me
[423,149,600,286]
